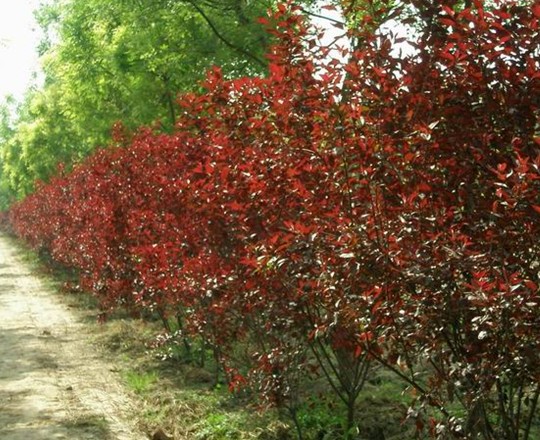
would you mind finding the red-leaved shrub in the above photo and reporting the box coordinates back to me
[9,2,539,438]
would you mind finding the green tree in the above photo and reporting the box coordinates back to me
[0,0,275,202]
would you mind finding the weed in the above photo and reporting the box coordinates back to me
[124,370,159,394]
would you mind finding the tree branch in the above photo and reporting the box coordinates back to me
[298,6,346,27]
[183,0,267,68]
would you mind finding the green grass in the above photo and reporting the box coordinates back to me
[123,370,159,394]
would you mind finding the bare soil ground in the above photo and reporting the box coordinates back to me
[0,234,147,440]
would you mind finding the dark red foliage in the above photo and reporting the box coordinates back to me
[8,2,539,438]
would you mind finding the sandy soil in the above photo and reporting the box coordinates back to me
[0,234,147,440]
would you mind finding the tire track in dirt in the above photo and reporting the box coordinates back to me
[0,234,147,440]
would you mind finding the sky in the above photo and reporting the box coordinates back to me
[0,0,43,102]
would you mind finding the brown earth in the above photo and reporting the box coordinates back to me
[0,234,147,440]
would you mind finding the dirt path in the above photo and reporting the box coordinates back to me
[0,234,147,440]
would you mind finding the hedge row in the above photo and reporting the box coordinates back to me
[9,3,540,438]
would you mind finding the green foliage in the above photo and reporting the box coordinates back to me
[38,0,271,130]
[123,370,159,394]
[0,0,273,204]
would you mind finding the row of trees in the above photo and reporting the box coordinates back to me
[7,1,540,438]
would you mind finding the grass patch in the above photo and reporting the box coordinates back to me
[124,370,159,394]
[63,413,111,438]
[140,386,290,440]
[94,318,294,439]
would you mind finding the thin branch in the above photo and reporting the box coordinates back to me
[524,383,540,440]
[184,0,266,67]
[298,6,346,27]
[308,339,348,404]
[369,349,450,418]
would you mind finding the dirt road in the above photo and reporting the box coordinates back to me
[0,234,147,440]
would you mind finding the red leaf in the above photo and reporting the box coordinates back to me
[193,163,204,174]
[269,63,285,80]
[239,257,259,268]
[417,182,431,193]
[439,18,456,28]
[525,280,538,291]
[228,201,244,211]
[439,51,455,63]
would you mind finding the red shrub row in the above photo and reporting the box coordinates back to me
[9,2,540,437]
